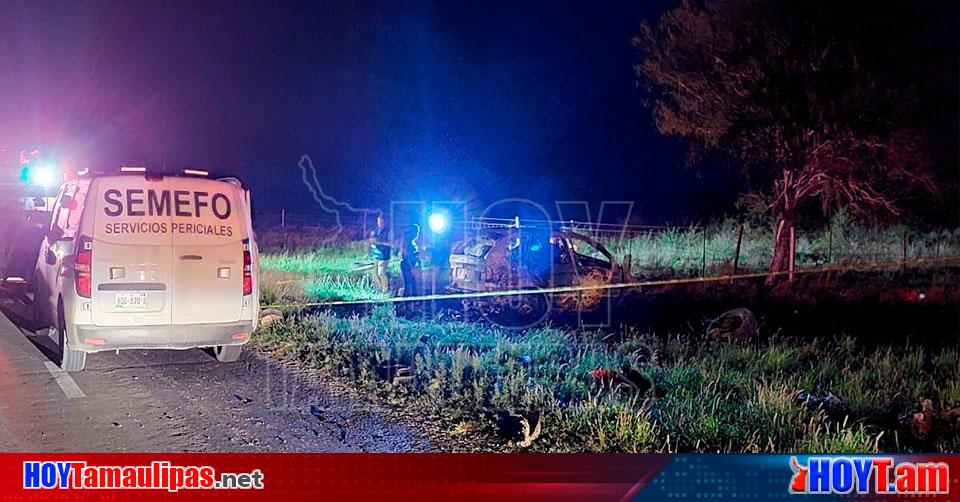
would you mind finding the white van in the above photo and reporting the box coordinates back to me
[33,170,260,371]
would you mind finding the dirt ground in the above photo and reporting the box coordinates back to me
[0,300,494,452]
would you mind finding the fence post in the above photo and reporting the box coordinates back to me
[733,224,744,275]
[701,227,707,277]
[280,208,285,228]
[827,223,833,264]
[902,229,908,271]
[788,225,796,282]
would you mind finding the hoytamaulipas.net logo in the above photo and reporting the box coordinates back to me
[23,461,264,492]
[789,456,949,495]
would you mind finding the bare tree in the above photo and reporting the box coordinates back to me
[635,0,947,276]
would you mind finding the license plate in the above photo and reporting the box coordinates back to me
[115,292,148,311]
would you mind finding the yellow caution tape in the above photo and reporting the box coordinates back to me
[262,255,960,310]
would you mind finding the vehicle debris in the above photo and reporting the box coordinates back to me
[591,365,663,397]
[897,398,960,442]
[706,308,758,342]
[376,363,415,385]
[795,391,845,414]
[494,410,542,448]
[258,308,284,329]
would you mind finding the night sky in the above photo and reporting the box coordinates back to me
[0,1,951,223]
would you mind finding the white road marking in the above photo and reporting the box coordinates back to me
[43,361,86,399]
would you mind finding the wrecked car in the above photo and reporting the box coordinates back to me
[447,227,634,324]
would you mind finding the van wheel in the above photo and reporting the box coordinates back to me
[32,291,44,330]
[57,302,86,372]
[32,272,46,330]
[213,345,242,363]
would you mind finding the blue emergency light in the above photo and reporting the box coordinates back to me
[428,211,450,234]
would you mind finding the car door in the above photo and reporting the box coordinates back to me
[89,176,174,328]
[35,182,77,319]
[168,178,245,324]
[549,235,580,287]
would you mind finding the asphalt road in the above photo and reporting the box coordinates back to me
[0,299,436,452]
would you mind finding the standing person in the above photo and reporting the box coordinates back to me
[368,214,392,294]
[398,224,421,297]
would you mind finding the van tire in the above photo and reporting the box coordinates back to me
[57,302,86,372]
[213,345,242,363]
[32,271,47,330]
[32,291,44,330]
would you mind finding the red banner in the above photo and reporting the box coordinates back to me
[2,453,959,501]
[3,453,671,501]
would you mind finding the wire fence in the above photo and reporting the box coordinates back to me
[260,254,960,310]
[253,210,960,277]
[600,222,960,277]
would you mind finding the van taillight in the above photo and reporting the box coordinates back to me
[75,236,92,298]
[242,239,252,296]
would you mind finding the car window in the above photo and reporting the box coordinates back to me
[551,236,572,264]
[49,185,67,232]
[64,179,89,234]
[516,232,554,275]
[568,235,611,266]
[51,183,77,238]
[46,184,67,232]
[464,239,493,258]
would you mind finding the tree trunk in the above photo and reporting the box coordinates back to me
[767,213,795,284]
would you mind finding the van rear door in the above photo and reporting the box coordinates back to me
[90,176,174,327]
[168,177,245,324]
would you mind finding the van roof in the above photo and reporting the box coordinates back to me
[75,169,243,188]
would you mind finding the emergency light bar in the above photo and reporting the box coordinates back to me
[183,168,209,176]
[120,166,147,173]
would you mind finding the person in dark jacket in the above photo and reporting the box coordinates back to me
[368,214,392,294]
[398,224,421,297]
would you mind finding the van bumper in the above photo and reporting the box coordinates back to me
[71,320,256,354]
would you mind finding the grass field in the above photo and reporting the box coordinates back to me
[259,242,385,304]
[254,306,959,452]
[253,219,960,452]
